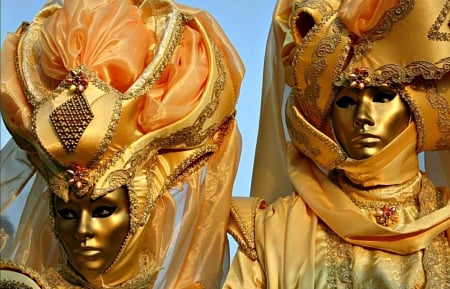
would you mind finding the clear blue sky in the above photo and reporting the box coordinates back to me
[1,0,276,259]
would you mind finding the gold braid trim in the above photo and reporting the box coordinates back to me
[228,197,266,261]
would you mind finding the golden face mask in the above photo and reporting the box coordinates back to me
[53,187,130,279]
[283,0,450,170]
[331,87,410,159]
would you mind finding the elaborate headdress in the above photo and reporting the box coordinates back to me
[1,0,243,287]
[251,0,449,201]
[283,0,450,171]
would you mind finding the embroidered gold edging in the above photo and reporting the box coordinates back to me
[344,173,421,208]
[0,280,33,289]
[400,90,426,151]
[291,0,338,44]
[335,60,450,91]
[423,233,450,289]
[0,259,50,289]
[357,0,414,47]
[85,41,228,227]
[427,0,450,41]
[426,85,450,150]
[124,10,188,100]
[340,173,421,227]
[323,223,354,289]
[419,176,450,288]
[47,39,230,204]
[286,94,346,169]
[292,9,342,128]
[228,197,265,261]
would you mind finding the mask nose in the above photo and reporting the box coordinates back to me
[353,97,375,128]
[75,211,94,241]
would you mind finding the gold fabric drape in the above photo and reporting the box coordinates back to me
[224,0,450,288]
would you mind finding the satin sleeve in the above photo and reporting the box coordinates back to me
[223,249,266,289]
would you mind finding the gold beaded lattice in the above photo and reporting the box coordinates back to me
[49,71,94,153]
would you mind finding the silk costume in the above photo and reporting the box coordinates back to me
[0,0,244,288]
[224,0,450,288]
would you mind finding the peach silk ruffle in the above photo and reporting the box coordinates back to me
[39,0,208,134]
[137,25,209,132]
[339,0,400,36]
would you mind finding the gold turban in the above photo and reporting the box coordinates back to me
[284,0,450,170]
[1,0,244,287]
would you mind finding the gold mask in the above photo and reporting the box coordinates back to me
[54,187,129,279]
[282,0,450,171]
[331,87,410,160]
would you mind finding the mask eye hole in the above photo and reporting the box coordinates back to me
[295,12,316,38]
[92,206,116,218]
[335,96,356,108]
[373,91,396,103]
[57,209,77,220]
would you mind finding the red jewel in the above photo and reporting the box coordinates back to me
[382,204,391,217]
[259,200,267,210]
[66,164,88,190]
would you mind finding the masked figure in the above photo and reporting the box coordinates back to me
[225,0,450,288]
[1,0,244,288]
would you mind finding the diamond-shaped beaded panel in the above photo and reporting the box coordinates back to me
[50,94,94,152]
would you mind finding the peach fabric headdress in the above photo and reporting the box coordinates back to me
[1,0,243,287]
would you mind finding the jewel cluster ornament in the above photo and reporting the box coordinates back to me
[65,163,91,197]
[66,70,90,93]
[348,67,371,90]
[375,204,399,227]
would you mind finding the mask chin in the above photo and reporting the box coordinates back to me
[336,123,419,187]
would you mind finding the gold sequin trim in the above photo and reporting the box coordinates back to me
[292,9,343,128]
[426,84,450,150]
[427,0,450,41]
[419,176,450,288]
[0,260,50,289]
[353,0,413,57]
[0,280,33,289]
[324,223,355,289]
[229,197,265,261]
[286,94,347,169]
[124,11,190,99]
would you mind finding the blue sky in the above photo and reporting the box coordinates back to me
[1,0,277,258]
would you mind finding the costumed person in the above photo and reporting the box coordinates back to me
[224,0,450,288]
[0,0,244,288]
